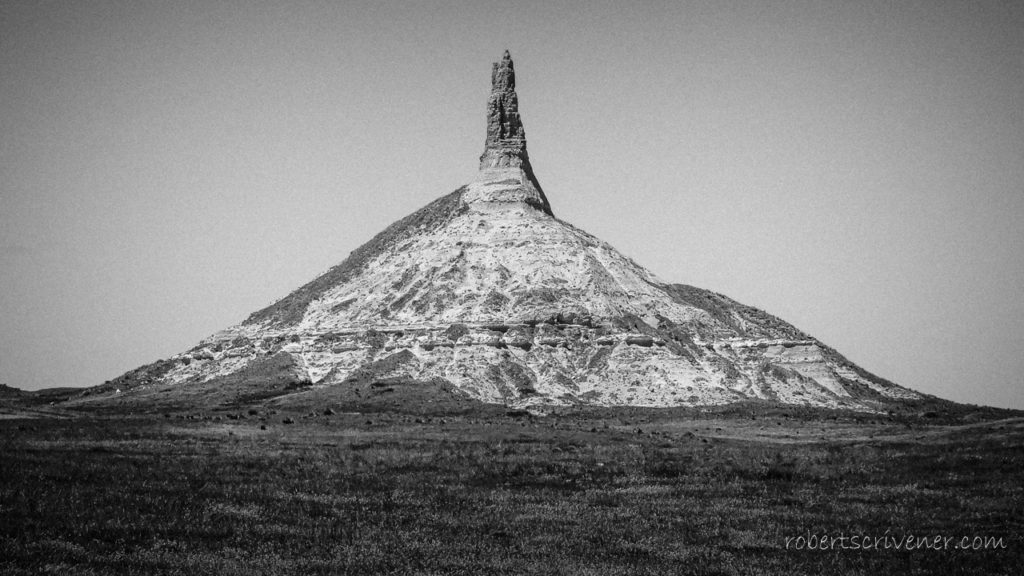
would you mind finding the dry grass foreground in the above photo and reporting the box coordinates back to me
[1,399,1021,575]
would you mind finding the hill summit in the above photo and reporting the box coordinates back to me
[100,51,918,410]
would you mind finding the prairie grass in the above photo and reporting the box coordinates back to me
[1,410,1020,575]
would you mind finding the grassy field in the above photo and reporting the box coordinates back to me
[1,402,1021,575]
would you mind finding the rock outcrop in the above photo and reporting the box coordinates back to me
[482,50,526,166]
[94,51,918,411]
[477,50,552,216]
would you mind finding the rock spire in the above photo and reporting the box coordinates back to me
[484,50,526,151]
[477,50,551,215]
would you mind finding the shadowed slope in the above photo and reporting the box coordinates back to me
[245,187,468,328]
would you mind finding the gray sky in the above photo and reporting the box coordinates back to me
[2,0,1022,409]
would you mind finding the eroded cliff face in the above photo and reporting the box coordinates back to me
[478,49,551,216]
[96,51,918,410]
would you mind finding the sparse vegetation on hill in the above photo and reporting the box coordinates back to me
[660,283,808,340]
[244,187,468,328]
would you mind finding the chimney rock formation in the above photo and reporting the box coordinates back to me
[94,51,919,411]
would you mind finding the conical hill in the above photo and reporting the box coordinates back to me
[96,51,919,411]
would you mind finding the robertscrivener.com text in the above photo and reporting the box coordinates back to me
[785,532,1007,552]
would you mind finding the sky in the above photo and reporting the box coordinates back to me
[1,0,1022,409]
